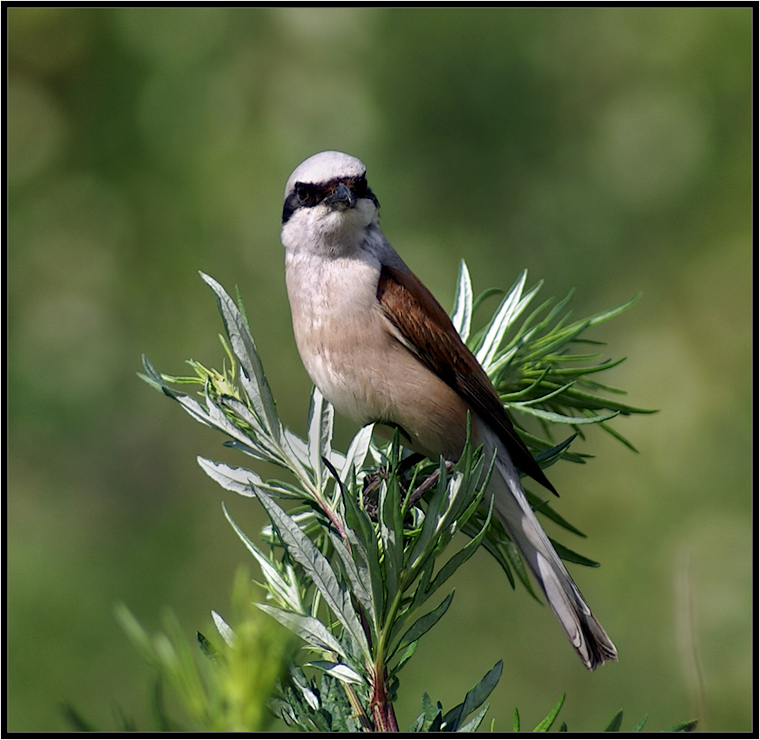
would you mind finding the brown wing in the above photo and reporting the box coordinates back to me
[377,263,557,496]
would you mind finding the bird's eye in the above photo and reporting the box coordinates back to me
[353,176,367,197]
[295,184,311,203]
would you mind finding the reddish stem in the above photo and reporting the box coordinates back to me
[370,667,399,732]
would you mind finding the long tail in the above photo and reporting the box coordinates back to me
[479,424,618,670]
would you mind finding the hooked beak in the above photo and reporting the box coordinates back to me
[324,182,356,210]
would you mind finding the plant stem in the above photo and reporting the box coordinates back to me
[342,683,374,732]
[370,665,399,732]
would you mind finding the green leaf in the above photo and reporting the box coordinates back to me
[200,272,280,441]
[114,603,157,665]
[414,692,443,732]
[327,531,375,626]
[467,520,516,588]
[255,603,345,659]
[424,494,494,601]
[586,291,642,327]
[389,639,418,676]
[340,426,373,484]
[527,490,587,538]
[198,457,304,500]
[394,590,455,656]
[222,504,303,613]
[664,719,699,732]
[197,457,258,497]
[407,557,436,620]
[306,660,364,686]
[254,490,370,660]
[504,379,576,407]
[604,709,624,732]
[451,259,473,342]
[196,632,221,664]
[149,679,185,733]
[471,286,504,313]
[341,475,385,621]
[211,609,236,647]
[533,692,565,732]
[475,269,529,367]
[288,665,321,712]
[597,420,641,453]
[282,427,312,467]
[405,458,451,573]
[631,714,649,732]
[442,660,503,731]
[509,404,619,425]
[513,707,520,732]
[407,713,425,733]
[307,386,334,492]
[457,703,491,732]
[550,538,600,568]
[505,538,541,600]
[379,437,404,599]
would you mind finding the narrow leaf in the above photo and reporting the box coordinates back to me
[289,665,321,711]
[550,538,600,568]
[199,457,300,500]
[405,459,450,573]
[254,489,370,660]
[476,270,528,367]
[390,640,418,676]
[222,503,303,612]
[664,719,698,732]
[341,425,374,483]
[378,441,404,599]
[211,610,236,647]
[458,703,490,732]
[505,539,541,600]
[509,404,618,425]
[631,714,649,732]
[604,709,623,732]
[198,457,257,497]
[527,492,586,538]
[255,603,345,658]
[196,632,220,663]
[442,660,502,731]
[200,272,280,440]
[307,661,364,686]
[342,477,385,620]
[307,386,334,492]
[283,427,311,467]
[451,259,473,342]
[394,590,455,655]
[533,692,565,732]
[327,531,375,625]
[586,292,642,327]
[425,494,494,601]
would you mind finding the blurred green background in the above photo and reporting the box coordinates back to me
[7,7,752,733]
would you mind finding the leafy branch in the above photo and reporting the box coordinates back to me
[124,266,686,732]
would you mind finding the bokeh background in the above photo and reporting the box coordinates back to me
[7,7,753,733]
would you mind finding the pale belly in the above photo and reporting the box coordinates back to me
[286,253,468,460]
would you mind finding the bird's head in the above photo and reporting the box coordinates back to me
[281,151,380,256]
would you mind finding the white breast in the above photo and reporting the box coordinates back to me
[285,241,394,425]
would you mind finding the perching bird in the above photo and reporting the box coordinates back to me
[280,150,618,670]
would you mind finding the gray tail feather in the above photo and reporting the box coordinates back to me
[485,435,618,670]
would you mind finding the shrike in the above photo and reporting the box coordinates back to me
[281,150,618,670]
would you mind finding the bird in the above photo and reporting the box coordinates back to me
[280,150,618,670]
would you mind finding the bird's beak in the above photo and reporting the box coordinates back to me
[324,182,356,210]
